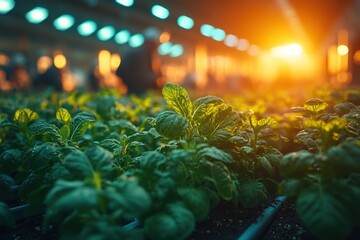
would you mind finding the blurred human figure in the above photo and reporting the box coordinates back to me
[88,65,101,91]
[116,27,164,95]
[6,53,31,90]
[182,72,198,90]
[33,64,63,91]
[0,68,12,91]
[206,72,217,92]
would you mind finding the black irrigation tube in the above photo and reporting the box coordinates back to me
[121,219,141,230]
[9,202,142,230]
[6,195,286,239]
[9,204,29,214]
[9,203,32,221]
[237,195,287,240]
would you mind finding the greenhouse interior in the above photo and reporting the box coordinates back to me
[1,0,360,239]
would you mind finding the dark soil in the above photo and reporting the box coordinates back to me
[1,199,359,240]
[188,201,264,240]
[262,200,308,240]
[0,201,304,240]
[0,214,59,240]
[188,199,308,240]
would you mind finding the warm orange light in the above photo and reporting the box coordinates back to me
[195,44,207,88]
[271,43,302,57]
[0,53,9,65]
[328,45,339,74]
[110,53,121,72]
[256,53,278,82]
[162,64,186,84]
[337,45,349,56]
[98,50,111,76]
[37,56,52,73]
[62,71,76,92]
[354,50,360,64]
[159,31,170,43]
[54,54,67,69]
[248,45,260,57]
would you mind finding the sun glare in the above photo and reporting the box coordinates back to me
[271,43,303,57]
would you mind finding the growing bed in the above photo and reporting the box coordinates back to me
[0,83,359,240]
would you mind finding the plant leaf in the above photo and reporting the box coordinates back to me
[105,180,151,219]
[144,202,195,240]
[63,150,94,178]
[155,111,188,139]
[192,96,223,120]
[45,180,98,225]
[0,149,21,174]
[278,178,304,198]
[197,146,233,163]
[211,162,233,200]
[23,143,62,171]
[0,174,16,193]
[139,151,167,171]
[327,139,360,173]
[60,125,71,141]
[84,145,113,174]
[108,119,138,135]
[70,111,95,142]
[334,102,356,116]
[56,108,72,124]
[178,188,210,221]
[14,108,39,124]
[0,202,15,228]
[29,120,62,142]
[162,83,192,118]
[296,187,352,240]
[238,179,267,208]
[280,150,316,178]
[304,98,327,114]
[257,156,274,177]
[198,104,239,146]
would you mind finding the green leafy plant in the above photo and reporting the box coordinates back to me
[153,83,282,208]
[280,97,360,240]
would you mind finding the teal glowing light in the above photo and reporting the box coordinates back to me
[25,7,48,24]
[77,20,97,36]
[0,0,15,14]
[224,34,238,47]
[169,44,183,57]
[115,0,134,7]
[200,24,214,37]
[97,26,115,41]
[158,42,172,55]
[177,15,194,30]
[211,28,226,41]
[115,30,130,44]
[151,5,169,19]
[53,14,75,31]
[129,34,144,48]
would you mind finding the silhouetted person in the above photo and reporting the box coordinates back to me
[182,72,198,90]
[4,53,31,90]
[116,27,163,95]
[33,65,63,91]
[88,65,101,91]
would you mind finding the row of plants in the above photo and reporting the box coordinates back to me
[0,83,359,239]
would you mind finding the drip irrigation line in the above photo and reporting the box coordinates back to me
[9,204,29,214]
[122,219,141,230]
[237,195,287,240]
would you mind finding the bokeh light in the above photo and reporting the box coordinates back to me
[337,45,349,56]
